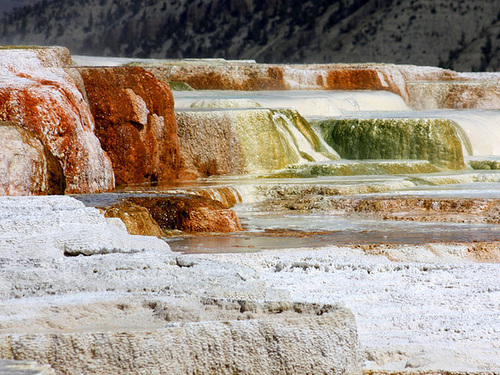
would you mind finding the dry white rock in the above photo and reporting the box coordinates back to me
[0,196,171,257]
[0,196,361,374]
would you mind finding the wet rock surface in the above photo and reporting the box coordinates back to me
[101,200,164,238]
[177,108,335,177]
[316,118,466,170]
[262,194,500,225]
[78,67,181,186]
[267,160,441,178]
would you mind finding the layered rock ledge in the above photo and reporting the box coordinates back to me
[136,61,500,109]
[0,196,361,374]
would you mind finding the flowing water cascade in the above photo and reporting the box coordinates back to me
[171,90,500,203]
[166,88,500,253]
[176,107,338,177]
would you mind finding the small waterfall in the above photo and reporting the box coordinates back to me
[230,108,340,171]
[185,186,242,208]
[354,110,500,157]
[315,118,466,170]
[176,108,339,177]
[268,109,339,162]
[445,111,500,156]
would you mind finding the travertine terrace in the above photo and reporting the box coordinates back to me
[0,48,499,374]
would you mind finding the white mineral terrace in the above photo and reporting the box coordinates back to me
[0,196,499,373]
[1,52,500,374]
[174,89,411,117]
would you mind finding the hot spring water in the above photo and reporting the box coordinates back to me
[120,89,500,252]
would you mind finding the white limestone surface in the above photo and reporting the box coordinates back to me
[198,247,500,374]
[0,196,171,257]
[0,196,361,374]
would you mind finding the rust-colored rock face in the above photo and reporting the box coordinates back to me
[79,67,181,186]
[129,196,242,233]
[147,63,483,106]
[325,68,384,91]
[0,47,115,194]
[407,81,500,109]
[175,111,245,178]
[0,122,65,195]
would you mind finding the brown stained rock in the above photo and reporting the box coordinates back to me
[0,122,65,195]
[128,196,242,233]
[194,187,242,208]
[102,201,164,238]
[175,111,245,178]
[326,68,387,91]
[265,194,500,225]
[78,67,181,186]
[0,48,115,194]
[324,67,412,100]
[146,63,481,106]
[147,65,287,91]
[408,81,500,110]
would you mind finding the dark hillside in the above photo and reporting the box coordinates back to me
[1,0,499,71]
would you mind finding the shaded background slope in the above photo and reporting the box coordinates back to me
[1,0,500,71]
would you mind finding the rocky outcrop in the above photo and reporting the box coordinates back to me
[316,118,466,170]
[129,195,242,233]
[0,47,114,194]
[148,64,288,91]
[78,67,181,186]
[102,200,164,238]
[147,63,463,102]
[148,62,500,109]
[0,196,171,258]
[0,122,65,195]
